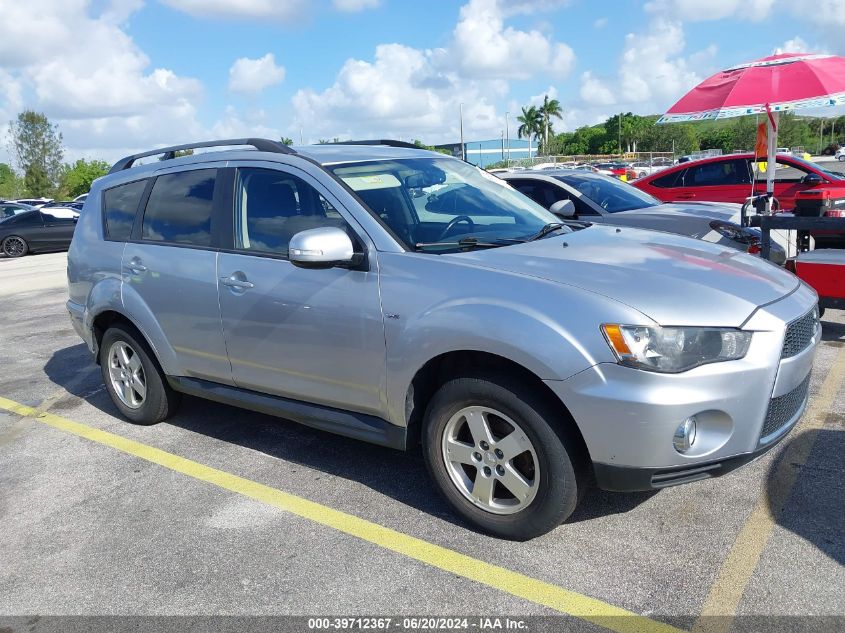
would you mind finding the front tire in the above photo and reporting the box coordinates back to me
[2,235,29,257]
[99,324,180,425]
[423,374,584,540]
[838,155,845,162]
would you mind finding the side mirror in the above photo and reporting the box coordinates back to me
[289,227,355,269]
[802,173,823,186]
[549,199,576,218]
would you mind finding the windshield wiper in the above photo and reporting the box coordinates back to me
[526,222,566,242]
[415,237,510,251]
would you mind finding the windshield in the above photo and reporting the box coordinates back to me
[778,155,845,181]
[555,172,660,213]
[329,157,563,251]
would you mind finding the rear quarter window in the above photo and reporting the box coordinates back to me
[103,179,147,241]
[141,169,217,246]
[649,169,685,188]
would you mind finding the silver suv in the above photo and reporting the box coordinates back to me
[67,139,820,540]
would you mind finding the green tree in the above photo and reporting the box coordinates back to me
[281,137,294,145]
[59,159,110,198]
[24,164,51,197]
[604,113,655,153]
[516,105,542,158]
[8,110,64,196]
[699,127,735,154]
[411,139,451,155]
[0,163,24,199]
[539,95,563,155]
[644,122,698,155]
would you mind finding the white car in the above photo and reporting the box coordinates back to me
[41,206,80,219]
[73,193,88,202]
[12,197,53,208]
[835,147,845,162]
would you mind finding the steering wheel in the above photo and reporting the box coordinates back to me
[437,215,474,240]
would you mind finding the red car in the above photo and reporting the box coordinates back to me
[632,153,845,210]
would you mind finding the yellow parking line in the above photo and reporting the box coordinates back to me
[0,395,682,633]
[693,345,845,633]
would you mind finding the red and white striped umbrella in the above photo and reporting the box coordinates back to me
[658,52,845,199]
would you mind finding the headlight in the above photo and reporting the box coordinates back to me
[601,324,752,373]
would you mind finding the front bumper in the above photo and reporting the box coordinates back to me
[592,392,804,491]
[545,283,819,491]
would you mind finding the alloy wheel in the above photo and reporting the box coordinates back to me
[107,341,146,409]
[3,237,26,257]
[441,405,540,515]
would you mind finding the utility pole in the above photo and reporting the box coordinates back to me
[618,113,622,156]
[299,128,304,145]
[459,103,465,161]
[819,119,824,154]
[505,111,510,165]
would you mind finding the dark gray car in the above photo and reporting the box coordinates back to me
[501,170,786,264]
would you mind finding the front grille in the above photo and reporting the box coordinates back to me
[781,309,818,358]
[759,374,810,444]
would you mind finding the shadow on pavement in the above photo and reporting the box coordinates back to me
[820,317,844,343]
[44,342,655,532]
[766,427,845,566]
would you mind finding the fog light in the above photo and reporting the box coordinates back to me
[673,416,697,453]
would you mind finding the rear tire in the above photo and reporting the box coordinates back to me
[99,324,180,425]
[423,373,584,540]
[838,155,845,162]
[2,235,29,257]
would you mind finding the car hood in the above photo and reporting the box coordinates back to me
[615,202,740,223]
[450,225,798,327]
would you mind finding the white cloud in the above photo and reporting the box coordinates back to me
[617,20,702,104]
[593,17,608,29]
[290,0,575,143]
[292,43,504,143]
[774,36,811,55]
[160,0,308,22]
[580,71,615,106]
[788,0,845,27]
[332,0,380,11]
[501,0,572,15]
[228,54,286,94]
[448,0,575,80]
[0,0,205,164]
[644,0,775,21]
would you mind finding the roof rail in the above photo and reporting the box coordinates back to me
[330,139,421,150]
[108,138,295,174]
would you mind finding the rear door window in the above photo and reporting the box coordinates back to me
[685,160,750,187]
[103,179,147,241]
[142,169,217,246]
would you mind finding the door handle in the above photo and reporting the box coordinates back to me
[127,258,147,274]
[677,193,695,199]
[220,275,254,290]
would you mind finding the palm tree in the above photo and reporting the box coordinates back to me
[517,105,542,160]
[540,95,563,155]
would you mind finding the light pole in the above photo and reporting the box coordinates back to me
[459,103,465,161]
[618,112,622,156]
[505,111,510,165]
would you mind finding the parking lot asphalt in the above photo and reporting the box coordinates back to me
[0,252,843,632]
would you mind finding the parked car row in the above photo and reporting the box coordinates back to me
[500,169,785,263]
[0,208,78,257]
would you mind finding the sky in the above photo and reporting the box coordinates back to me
[1,0,844,164]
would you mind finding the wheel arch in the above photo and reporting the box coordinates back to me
[90,308,175,376]
[404,350,592,468]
